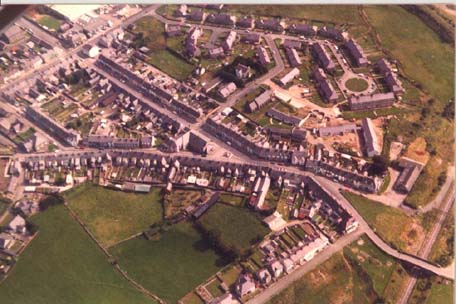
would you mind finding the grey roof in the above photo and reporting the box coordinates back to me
[311,43,335,71]
[318,123,357,137]
[222,31,237,51]
[267,108,302,126]
[361,118,380,157]
[242,33,261,44]
[279,68,300,86]
[288,23,317,36]
[318,26,345,41]
[285,47,302,67]
[283,39,302,49]
[257,46,271,65]
[345,39,368,66]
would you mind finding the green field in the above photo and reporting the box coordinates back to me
[198,203,270,256]
[147,50,194,81]
[64,183,163,248]
[345,78,369,92]
[37,15,62,31]
[0,205,153,304]
[342,191,426,254]
[109,222,227,304]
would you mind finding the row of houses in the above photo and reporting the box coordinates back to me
[348,92,395,111]
[247,90,272,113]
[179,7,348,41]
[345,39,368,67]
[24,106,80,147]
[311,43,336,72]
[83,135,153,149]
[312,68,338,103]
[377,58,404,96]
[95,54,203,122]
[266,108,303,127]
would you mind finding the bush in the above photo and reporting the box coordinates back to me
[39,194,64,211]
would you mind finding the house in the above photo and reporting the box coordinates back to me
[345,39,368,67]
[165,24,181,37]
[313,69,338,103]
[311,43,335,72]
[394,158,423,194]
[211,293,240,304]
[223,31,237,52]
[235,273,256,297]
[318,123,357,137]
[206,13,236,26]
[348,92,395,111]
[235,63,252,80]
[267,108,303,127]
[268,260,284,278]
[279,68,300,87]
[263,211,287,231]
[256,18,284,32]
[185,27,203,57]
[318,26,346,41]
[384,73,404,95]
[247,89,272,113]
[285,47,302,67]
[257,46,271,66]
[283,39,302,49]
[290,236,329,264]
[188,10,205,21]
[209,47,224,58]
[377,58,393,75]
[242,33,261,44]
[7,215,26,234]
[288,23,317,36]
[361,118,380,157]
[1,25,25,44]
[256,268,272,285]
[217,82,237,99]
[237,16,255,29]
[0,233,14,249]
[175,4,187,17]
[252,175,271,210]
[282,258,294,273]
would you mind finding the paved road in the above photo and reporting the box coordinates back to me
[247,229,363,304]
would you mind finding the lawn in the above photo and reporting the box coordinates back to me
[147,50,194,81]
[342,191,426,254]
[197,203,270,256]
[37,15,62,31]
[64,183,163,248]
[0,205,153,304]
[109,222,227,304]
[345,78,369,92]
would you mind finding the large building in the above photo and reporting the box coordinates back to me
[377,58,404,96]
[25,107,80,147]
[348,92,395,111]
[279,68,300,87]
[345,39,368,67]
[288,23,317,36]
[247,90,272,113]
[311,43,336,72]
[257,46,271,66]
[285,47,302,67]
[394,158,423,194]
[222,31,237,52]
[361,118,380,157]
[312,68,338,103]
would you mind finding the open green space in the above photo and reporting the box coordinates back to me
[345,78,369,92]
[429,205,454,267]
[342,191,427,254]
[147,50,194,81]
[109,222,227,304]
[37,15,62,31]
[341,106,412,120]
[64,183,163,248]
[409,275,453,304]
[0,205,153,304]
[197,203,269,256]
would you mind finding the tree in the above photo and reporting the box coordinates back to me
[370,155,390,176]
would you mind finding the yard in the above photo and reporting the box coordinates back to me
[0,205,153,304]
[342,191,427,255]
[197,203,269,256]
[64,183,163,248]
[109,222,227,304]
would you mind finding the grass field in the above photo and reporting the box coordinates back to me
[0,205,153,304]
[37,15,62,31]
[147,50,194,81]
[429,206,454,267]
[345,78,369,92]
[109,222,227,304]
[198,203,270,255]
[64,183,163,248]
[342,191,426,254]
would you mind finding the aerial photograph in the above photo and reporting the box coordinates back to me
[0,3,453,304]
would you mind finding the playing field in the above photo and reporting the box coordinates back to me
[109,222,228,304]
[64,183,163,248]
[198,203,270,256]
[0,205,153,304]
